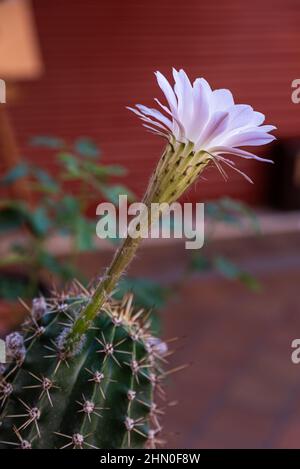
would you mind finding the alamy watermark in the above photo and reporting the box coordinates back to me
[0,339,5,363]
[291,79,300,104]
[96,195,205,249]
[291,339,300,364]
[0,79,6,104]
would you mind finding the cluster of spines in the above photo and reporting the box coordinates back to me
[0,283,169,449]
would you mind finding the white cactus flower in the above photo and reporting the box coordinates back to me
[127,68,276,182]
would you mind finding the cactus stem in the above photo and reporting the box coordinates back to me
[24,326,45,342]
[43,341,73,372]
[131,309,145,322]
[22,372,58,407]
[2,366,17,381]
[125,417,142,447]
[1,290,164,449]
[125,358,151,383]
[66,236,142,351]
[58,321,73,328]
[77,394,108,421]
[6,399,41,437]
[127,389,136,401]
[54,431,99,450]
[146,428,165,449]
[0,426,33,449]
[85,369,107,399]
[0,381,13,407]
[125,417,146,447]
[95,334,130,367]
[73,279,90,296]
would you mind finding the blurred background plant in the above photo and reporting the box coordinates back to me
[0,136,136,328]
[0,137,261,332]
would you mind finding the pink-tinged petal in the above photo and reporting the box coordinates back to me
[135,104,173,130]
[154,98,173,117]
[197,78,213,100]
[224,130,276,147]
[207,105,256,147]
[128,69,276,160]
[155,71,178,112]
[154,98,185,139]
[250,111,265,126]
[210,145,274,163]
[143,124,169,138]
[196,111,230,149]
[126,106,171,132]
[139,116,170,132]
[188,78,210,142]
[226,104,255,130]
[254,124,277,133]
[212,89,234,112]
[172,68,193,130]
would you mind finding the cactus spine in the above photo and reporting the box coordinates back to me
[0,289,166,449]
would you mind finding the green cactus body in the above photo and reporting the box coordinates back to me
[0,289,165,449]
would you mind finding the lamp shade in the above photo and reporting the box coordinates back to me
[0,0,43,80]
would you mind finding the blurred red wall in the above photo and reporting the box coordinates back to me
[7,0,300,205]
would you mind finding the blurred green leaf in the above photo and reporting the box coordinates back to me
[29,207,52,237]
[206,197,259,232]
[75,217,94,252]
[30,136,65,149]
[0,275,31,300]
[190,254,211,272]
[58,152,80,177]
[213,256,261,292]
[214,256,240,278]
[54,196,80,231]
[101,184,135,205]
[103,165,127,176]
[81,161,127,179]
[0,163,29,186]
[37,251,75,280]
[205,201,239,224]
[0,253,29,267]
[74,138,100,158]
[220,197,259,231]
[32,168,59,192]
[237,271,261,291]
[116,277,170,310]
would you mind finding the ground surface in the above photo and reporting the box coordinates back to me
[159,233,300,448]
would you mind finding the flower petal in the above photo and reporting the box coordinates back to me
[224,130,276,147]
[154,98,185,140]
[210,145,274,163]
[126,106,171,133]
[212,89,234,112]
[135,104,173,130]
[227,104,255,130]
[196,111,230,150]
[188,78,210,142]
[172,68,194,133]
[128,68,276,168]
[155,71,178,113]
